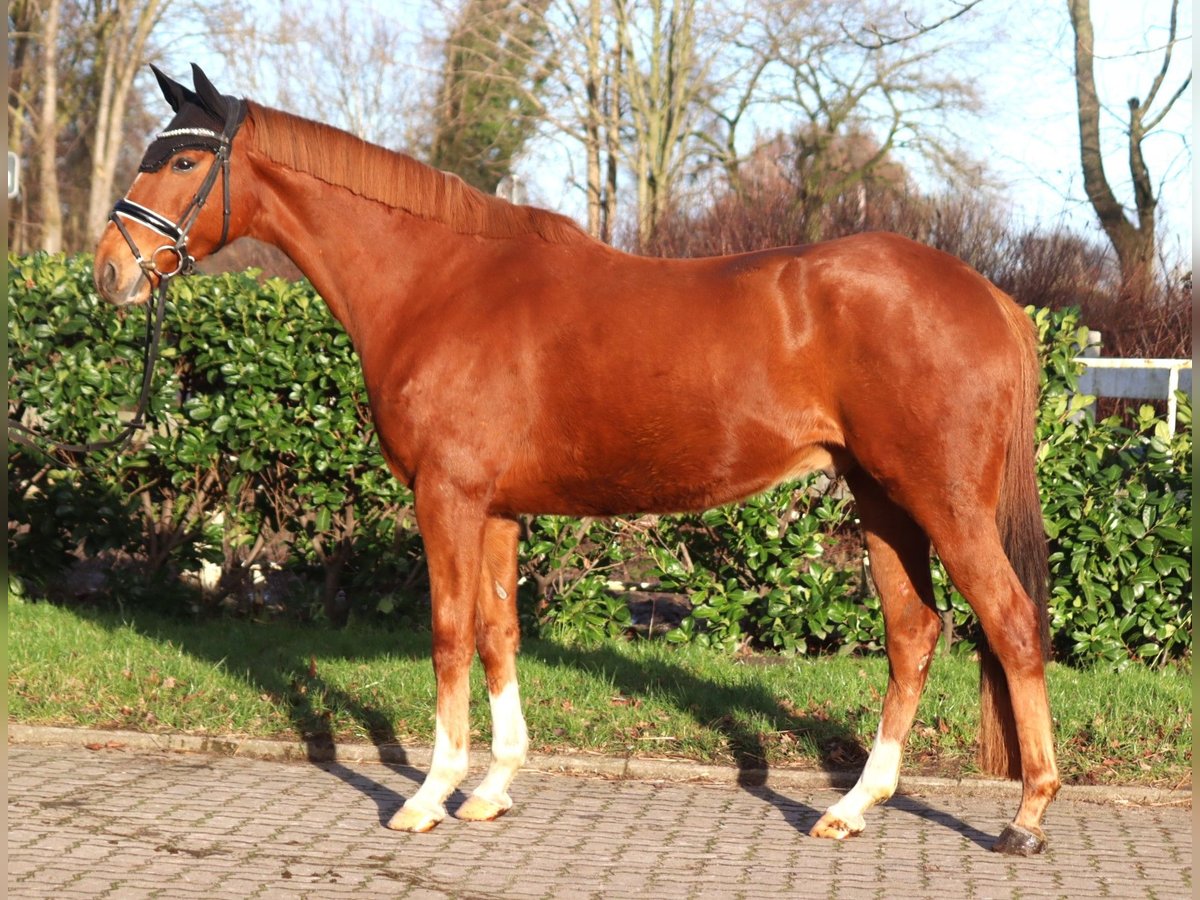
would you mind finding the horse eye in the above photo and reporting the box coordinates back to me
[172,157,197,173]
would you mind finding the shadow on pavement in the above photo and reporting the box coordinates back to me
[887,794,997,850]
[317,760,469,829]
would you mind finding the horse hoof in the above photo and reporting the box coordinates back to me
[992,824,1046,856]
[386,803,444,833]
[456,793,512,822]
[809,811,863,841]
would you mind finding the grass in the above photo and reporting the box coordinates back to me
[8,597,1191,787]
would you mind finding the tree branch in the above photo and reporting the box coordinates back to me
[843,0,983,50]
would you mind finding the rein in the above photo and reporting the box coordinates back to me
[7,99,246,465]
[7,280,170,460]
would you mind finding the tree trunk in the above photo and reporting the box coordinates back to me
[1067,0,1168,298]
[584,0,603,238]
[602,43,619,245]
[88,42,119,239]
[37,0,63,253]
[8,1,37,253]
[617,0,699,247]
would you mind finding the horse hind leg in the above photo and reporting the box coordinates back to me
[810,473,941,841]
[457,516,529,822]
[931,518,1059,854]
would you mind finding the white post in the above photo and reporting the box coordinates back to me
[1072,331,1103,423]
[1167,366,1180,436]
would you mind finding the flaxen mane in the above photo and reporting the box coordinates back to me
[247,102,588,245]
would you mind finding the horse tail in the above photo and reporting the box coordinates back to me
[978,292,1051,780]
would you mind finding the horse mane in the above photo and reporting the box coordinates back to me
[245,101,589,245]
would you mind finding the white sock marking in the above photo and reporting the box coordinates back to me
[472,681,528,806]
[406,714,469,816]
[825,724,902,829]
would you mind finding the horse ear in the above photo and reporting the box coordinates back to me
[150,64,190,112]
[190,63,228,119]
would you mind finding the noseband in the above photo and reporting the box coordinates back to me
[109,99,246,282]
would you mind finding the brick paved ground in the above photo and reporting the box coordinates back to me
[7,743,1192,899]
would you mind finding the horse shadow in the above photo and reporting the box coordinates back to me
[518,639,842,833]
[885,795,997,850]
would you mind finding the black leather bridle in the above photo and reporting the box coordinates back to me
[109,98,246,281]
[8,100,246,461]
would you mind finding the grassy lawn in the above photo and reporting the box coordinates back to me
[8,597,1191,787]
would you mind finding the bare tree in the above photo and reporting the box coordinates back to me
[538,0,624,240]
[427,0,554,193]
[9,0,188,251]
[538,0,743,244]
[200,0,417,148]
[614,0,716,244]
[515,0,985,247]
[844,0,984,49]
[713,0,981,242]
[9,1,39,252]
[289,7,414,146]
[1067,0,1190,297]
[416,0,625,237]
[84,0,165,242]
[582,0,619,240]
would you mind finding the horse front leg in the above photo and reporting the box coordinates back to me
[387,486,486,833]
[457,515,528,822]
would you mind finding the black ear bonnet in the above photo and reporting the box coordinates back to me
[139,63,247,172]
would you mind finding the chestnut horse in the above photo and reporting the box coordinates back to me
[94,65,1059,855]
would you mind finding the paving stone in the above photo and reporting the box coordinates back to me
[7,744,1192,898]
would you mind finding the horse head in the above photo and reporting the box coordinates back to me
[94,64,248,306]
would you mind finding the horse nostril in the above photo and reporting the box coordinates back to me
[100,260,119,294]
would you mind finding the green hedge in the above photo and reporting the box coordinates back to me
[9,254,422,622]
[7,253,1192,668]
[1031,310,1192,668]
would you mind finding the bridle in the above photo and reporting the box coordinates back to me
[110,98,246,281]
[8,99,246,462]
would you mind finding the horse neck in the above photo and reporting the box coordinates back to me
[241,148,467,342]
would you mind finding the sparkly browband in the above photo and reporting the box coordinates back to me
[137,100,245,173]
[157,127,224,140]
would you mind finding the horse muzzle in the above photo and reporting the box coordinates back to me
[94,251,155,307]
